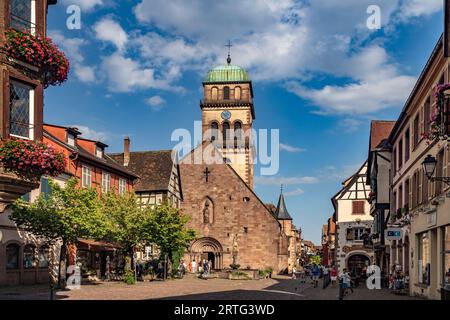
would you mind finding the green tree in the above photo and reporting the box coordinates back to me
[10,178,108,287]
[142,203,196,277]
[100,191,147,268]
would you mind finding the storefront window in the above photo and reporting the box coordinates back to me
[6,244,20,269]
[418,233,430,285]
[23,245,36,269]
[38,246,50,268]
[444,226,450,288]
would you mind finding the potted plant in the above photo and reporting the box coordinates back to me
[1,29,69,88]
[0,138,65,182]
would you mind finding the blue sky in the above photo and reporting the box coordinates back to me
[45,0,444,243]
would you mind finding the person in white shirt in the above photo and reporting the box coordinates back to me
[191,259,197,273]
[339,268,353,295]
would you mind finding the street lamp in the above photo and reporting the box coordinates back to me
[422,154,450,186]
[422,155,437,179]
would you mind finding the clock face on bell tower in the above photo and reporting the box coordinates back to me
[200,57,256,188]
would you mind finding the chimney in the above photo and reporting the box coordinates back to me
[124,137,130,166]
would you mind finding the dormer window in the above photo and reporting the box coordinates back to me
[67,133,75,147]
[96,145,103,158]
[10,0,37,35]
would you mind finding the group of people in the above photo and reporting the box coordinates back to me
[292,263,339,288]
[186,259,213,276]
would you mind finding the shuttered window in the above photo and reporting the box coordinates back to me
[418,169,423,205]
[424,97,431,136]
[352,201,365,214]
[423,169,429,204]
[405,178,410,210]
[413,114,420,148]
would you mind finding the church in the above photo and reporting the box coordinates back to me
[179,53,299,273]
[113,53,300,274]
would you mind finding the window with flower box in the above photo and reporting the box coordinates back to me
[9,0,37,35]
[9,80,34,140]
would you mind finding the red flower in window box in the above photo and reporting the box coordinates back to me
[424,83,450,143]
[0,138,65,182]
[1,29,70,88]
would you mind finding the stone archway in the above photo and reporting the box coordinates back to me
[189,237,223,270]
[346,252,370,278]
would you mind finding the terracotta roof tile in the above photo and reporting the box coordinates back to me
[109,151,174,192]
[370,120,396,151]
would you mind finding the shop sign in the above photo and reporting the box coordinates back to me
[385,228,402,240]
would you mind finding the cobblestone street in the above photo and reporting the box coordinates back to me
[0,275,422,300]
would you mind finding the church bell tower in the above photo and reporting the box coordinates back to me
[201,48,255,188]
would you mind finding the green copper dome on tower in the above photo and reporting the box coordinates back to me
[204,56,250,83]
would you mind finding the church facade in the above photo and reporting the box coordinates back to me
[179,56,297,273]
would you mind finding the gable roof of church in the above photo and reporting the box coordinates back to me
[108,150,175,192]
[275,192,293,220]
[179,140,283,227]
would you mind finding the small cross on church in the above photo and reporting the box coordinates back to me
[203,167,211,183]
[225,40,232,64]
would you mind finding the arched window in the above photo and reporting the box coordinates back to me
[234,121,242,147]
[234,86,241,100]
[222,121,230,142]
[211,87,218,100]
[223,86,230,100]
[38,246,50,268]
[23,245,36,269]
[6,244,20,269]
[211,122,219,142]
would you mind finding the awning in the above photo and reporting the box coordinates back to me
[77,239,122,252]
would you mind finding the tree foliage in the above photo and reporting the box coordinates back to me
[10,178,108,244]
[141,203,196,259]
[100,191,146,254]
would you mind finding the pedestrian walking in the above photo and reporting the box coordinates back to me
[191,259,197,273]
[339,268,353,296]
[322,265,329,289]
[292,266,297,279]
[330,268,337,286]
[311,263,320,288]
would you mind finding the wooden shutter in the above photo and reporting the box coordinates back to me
[406,178,411,209]
[422,170,429,204]
[352,201,365,214]
[418,169,423,204]
[424,97,431,136]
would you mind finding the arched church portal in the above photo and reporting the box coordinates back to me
[190,237,223,270]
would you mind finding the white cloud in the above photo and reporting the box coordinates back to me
[61,0,103,11]
[48,31,97,84]
[146,96,166,111]
[255,176,319,186]
[280,143,306,153]
[94,18,128,51]
[70,125,109,142]
[101,53,180,93]
[284,188,305,197]
[286,45,416,114]
[399,0,442,19]
[74,65,96,83]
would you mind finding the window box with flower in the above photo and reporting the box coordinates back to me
[423,84,450,143]
[0,138,65,210]
[1,29,69,88]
